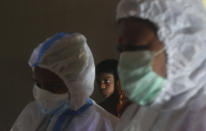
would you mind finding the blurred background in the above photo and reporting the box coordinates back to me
[1,0,119,130]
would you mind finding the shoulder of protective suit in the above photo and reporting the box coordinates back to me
[92,103,119,120]
[90,100,119,123]
[17,101,37,112]
[15,101,42,120]
[11,101,42,131]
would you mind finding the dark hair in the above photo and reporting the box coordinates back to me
[96,59,119,82]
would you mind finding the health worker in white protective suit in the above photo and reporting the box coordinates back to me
[11,32,118,131]
[115,0,206,131]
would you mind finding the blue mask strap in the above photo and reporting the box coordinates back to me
[53,98,93,131]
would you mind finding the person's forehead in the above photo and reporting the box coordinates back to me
[34,67,62,82]
[117,17,158,32]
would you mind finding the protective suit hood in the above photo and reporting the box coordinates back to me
[29,32,95,110]
[116,0,206,110]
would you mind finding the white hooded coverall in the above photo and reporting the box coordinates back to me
[115,0,206,131]
[11,32,118,131]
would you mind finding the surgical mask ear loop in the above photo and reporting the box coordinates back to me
[154,47,165,57]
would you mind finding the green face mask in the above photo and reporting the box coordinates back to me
[118,50,165,106]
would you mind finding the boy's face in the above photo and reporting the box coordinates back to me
[33,67,68,94]
[96,73,115,98]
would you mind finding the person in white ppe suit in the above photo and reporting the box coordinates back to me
[115,0,206,131]
[11,32,118,131]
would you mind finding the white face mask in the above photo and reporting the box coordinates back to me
[33,84,68,113]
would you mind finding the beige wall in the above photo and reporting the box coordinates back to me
[1,0,119,130]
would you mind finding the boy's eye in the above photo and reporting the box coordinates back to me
[104,79,111,84]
